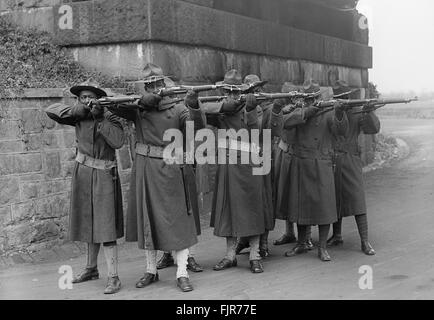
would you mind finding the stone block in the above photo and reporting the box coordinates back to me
[44,151,61,178]
[11,201,37,221]
[62,130,77,148]
[35,194,70,218]
[0,205,12,225]
[0,177,20,206]
[21,179,70,200]
[21,109,49,133]
[2,6,54,32]
[0,120,21,141]
[0,153,43,175]
[0,140,25,153]
[53,0,150,45]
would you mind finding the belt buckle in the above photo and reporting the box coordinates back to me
[144,144,151,156]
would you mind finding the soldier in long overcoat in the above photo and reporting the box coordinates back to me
[110,63,205,292]
[201,69,273,273]
[327,81,380,255]
[234,74,275,259]
[272,80,348,261]
[45,80,125,294]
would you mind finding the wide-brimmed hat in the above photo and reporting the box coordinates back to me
[135,63,173,85]
[70,79,107,98]
[216,69,249,91]
[302,79,321,95]
[281,82,299,93]
[332,80,359,98]
[243,74,268,89]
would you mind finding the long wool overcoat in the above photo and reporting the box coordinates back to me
[201,101,273,238]
[272,106,349,225]
[111,98,205,251]
[334,109,380,218]
[45,103,125,243]
[271,104,297,220]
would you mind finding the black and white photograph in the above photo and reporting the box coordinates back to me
[0,0,433,307]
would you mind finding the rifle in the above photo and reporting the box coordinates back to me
[96,95,142,106]
[351,97,418,114]
[155,84,225,97]
[198,91,320,104]
[313,97,418,116]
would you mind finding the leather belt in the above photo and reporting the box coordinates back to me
[136,143,166,159]
[335,143,361,156]
[292,146,333,160]
[217,138,260,155]
[75,151,117,170]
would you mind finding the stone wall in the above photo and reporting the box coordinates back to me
[0,89,133,256]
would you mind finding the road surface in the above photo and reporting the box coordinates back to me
[1,117,434,300]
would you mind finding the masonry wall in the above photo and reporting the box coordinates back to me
[0,90,133,257]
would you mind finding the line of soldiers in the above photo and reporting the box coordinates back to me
[45,63,380,294]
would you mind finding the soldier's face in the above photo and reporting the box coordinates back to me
[223,89,241,100]
[79,90,98,105]
[145,80,165,93]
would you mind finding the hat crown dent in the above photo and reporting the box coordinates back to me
[243,74,261,85]
[223,69,243,85]
[141,63,166,83]
[332,80,352,98]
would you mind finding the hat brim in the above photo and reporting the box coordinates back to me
[216,82,250,92]
[70,86,107,98]
[133,77,174,87]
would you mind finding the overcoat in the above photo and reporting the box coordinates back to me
[271,104,297,220]
[111,98,205,251]
[272,107,349,225]
[202,101,273,237]
[45,103,125,243]
[334,109,380,218]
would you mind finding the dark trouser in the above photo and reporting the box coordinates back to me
[297,225,330,248]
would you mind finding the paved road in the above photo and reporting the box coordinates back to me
[1,117,434,300]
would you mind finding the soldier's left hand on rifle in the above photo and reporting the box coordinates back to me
[334,100,346,120]
[245,93,258,112]
[138,93,162,110]
[87,99,105,120]
[184,89,200,109]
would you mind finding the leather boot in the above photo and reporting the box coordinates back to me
[327,235,344,246]
[104,276,121,294]
[273,234,297,246]
[187,257,203,272]
[213,258,237,271]
[361,241,376,255]
[135,273,159,288]
[284,243,308,257]
[249,260,264,273]
[157,252,175,269]
[318,247,331,262]
[72,267,99,283]
[177,277,194,292]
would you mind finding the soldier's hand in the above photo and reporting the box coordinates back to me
[272,99,285,114]
[245,93,257,112]
[139,93,162,109]
[90,99,104,119]
[303,105,320,119]
[184,89,199,109]
[221,98,242,113]
[362,103,378,113]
